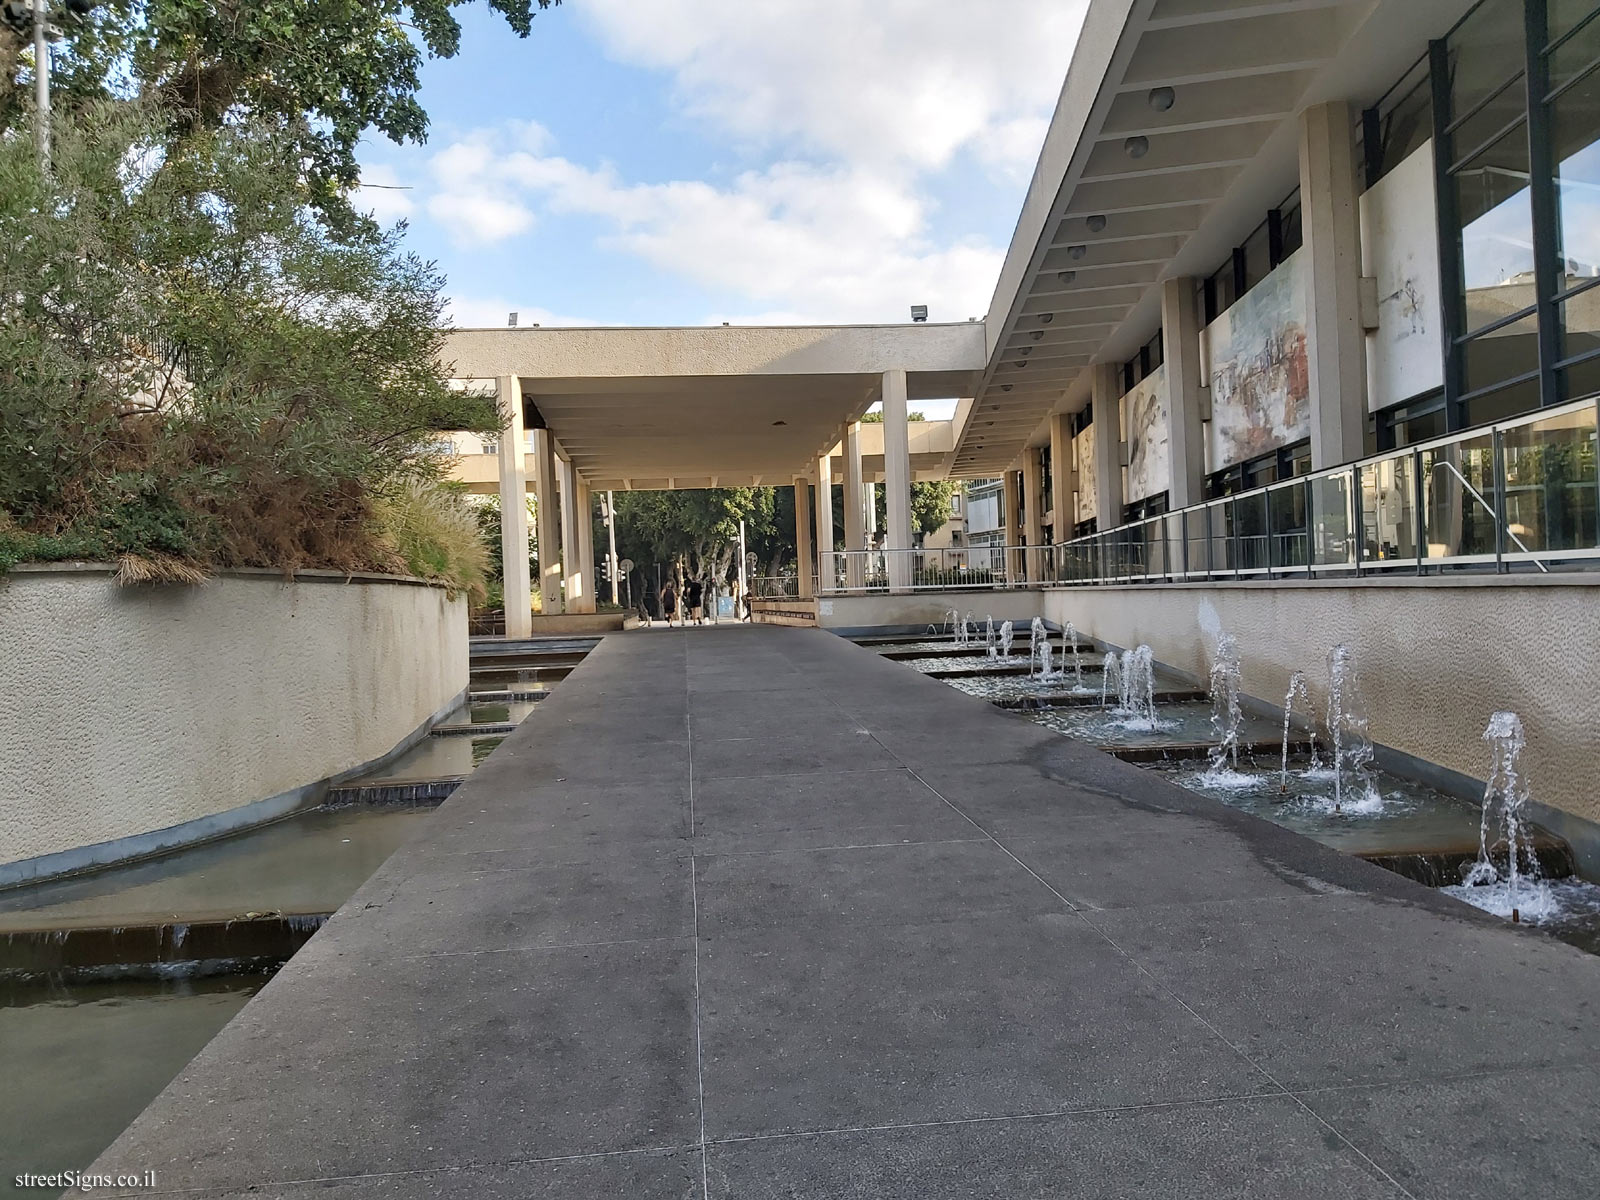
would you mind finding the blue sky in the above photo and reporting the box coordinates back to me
[354,1,1088,414]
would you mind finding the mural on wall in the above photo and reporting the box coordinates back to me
[1074,427,1096,524]
[1205,248,1309,471]
[1122,363,1170,502]
[1360,139,1444,412]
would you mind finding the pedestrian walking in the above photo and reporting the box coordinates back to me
[660,581,678,627]
[685,576,705,625]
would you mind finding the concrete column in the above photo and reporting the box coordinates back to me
[573,474,595,614]
[1091,363,1125,529]
[1002,468,1021,582]
[531,429,562,614]
[1160,277,1208,509]
[1299,100,1366,468]
[793,477,814,599]
[815,450,834,591]
[841,420,865,588]
[1023,446,1045,582]
[559,459,584,613]
[1049,411,1076,567]
[495,376,533,639]
[864,481,878,544]
[882,369,913,591]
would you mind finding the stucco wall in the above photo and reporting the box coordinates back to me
[1044,577,1600,836]
[818,589,1046,632]
[0,567,467,881]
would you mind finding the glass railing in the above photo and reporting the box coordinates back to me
[1050,397,1599,584]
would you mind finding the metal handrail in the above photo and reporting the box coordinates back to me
[1431,457,1549,572]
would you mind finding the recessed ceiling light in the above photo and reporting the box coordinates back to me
[1058,270,1075,284]
[1040,313,1054,324]
[772,419,786,426]
[1029,330,1044,341]
[1001,384,1013,392]
[1020,346,1033,356]
[1086,214,1107,233]
[1124,136,1149,159]
[1013,360,1028,369]
[1148,86,1175,112]
[1068,245,1087,260]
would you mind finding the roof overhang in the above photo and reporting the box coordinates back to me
[442,323,985,490]
[952,0,1479,476]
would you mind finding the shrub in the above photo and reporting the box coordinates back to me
[0,103,500,585]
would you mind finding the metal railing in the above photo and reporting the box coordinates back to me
[815,397,1598,594]
[1052,397,1598,585]
[818,545,1041,594]
[750,575,803,600]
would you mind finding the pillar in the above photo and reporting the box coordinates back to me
[815,450,834,591]
[882,369,913,591]
[495,376,532,639]
[1160,276,1208,509]
[1002,468,1021,582]
[1049,411,1076,572]
[559,458,584,613]
[1022,446,1045,582]
[865,481,878,545]
[532,429,562,614]
[1091,363,1124,529]
[1299,100,1366,468]
[793,477,814,599]
[573,474,595,614]
[842,420,865,588]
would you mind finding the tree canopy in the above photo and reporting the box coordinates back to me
[0,104,497,585]
[0,0,560,225]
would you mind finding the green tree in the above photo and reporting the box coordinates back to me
[860,409,959,537]
[610,487,794,601]
[0,1,560,225]
[0,104,498,583]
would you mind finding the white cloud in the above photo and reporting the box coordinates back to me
[426,191,536,247]
[429,132,1001,321]
[576,0,1087,176]
[352,163,415,225]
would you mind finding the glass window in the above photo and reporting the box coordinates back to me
[1381,394,1449,447]
[1455,122,1536,325]
[1367,67,1434,184]
[1461,311,1541,392]
[1559,287,1600,359]
[1278,200,1303,261]
[1241,221,1272,292]
[1549,66,1600,291]
[1452,74,1528,163]
[1561,349,1600,397]
[1450,0,1530,119]
[1549,0,1600,44]
[1464,374,1542,426]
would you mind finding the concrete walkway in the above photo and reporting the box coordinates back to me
[96,626,1600,1198]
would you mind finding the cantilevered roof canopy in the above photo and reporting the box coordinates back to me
[443,323,984,490]
[954,0,1477,477]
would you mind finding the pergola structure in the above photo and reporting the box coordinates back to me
[442,323,984,636]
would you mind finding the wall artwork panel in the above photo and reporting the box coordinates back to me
[1074,427,1097,525]
[1205,248,1310,472]
[1122,363,1170,502]
[1360,139,1444,412]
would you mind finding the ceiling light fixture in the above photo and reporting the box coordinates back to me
[1124,135,1149,159]
[1030,330,1044,341]
[1148,86,1175,112]
[1001,384,1013,392]
[1058,270,1076,284]
[1040,313,1054,324]
[1086,214,1107,233]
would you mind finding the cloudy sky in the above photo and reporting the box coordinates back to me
[355,0,1088,350]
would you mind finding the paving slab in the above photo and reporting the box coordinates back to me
[92,624,1600,1199]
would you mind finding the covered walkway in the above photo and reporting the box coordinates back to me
[96,627,1600,1197]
